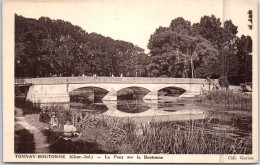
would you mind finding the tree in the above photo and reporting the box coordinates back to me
[221,20,239,79]
[234,35,252,84]
[192,15,223,48]
[192,16,240,80]
[15,14,149,78]
[170,17,191,35]
[147,18,220,78]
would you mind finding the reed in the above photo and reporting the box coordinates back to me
[45,106,252,154]
[134,121,252,154]
[71,112,251,154]
[198,90,252,111]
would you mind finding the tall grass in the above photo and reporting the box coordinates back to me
[134,121,252,154]
[198,90,252,111]
[40,105,252,154]
[79,113,135,153]
[64,109,251,154]
[41,106,135,153]
[42,129,110,154]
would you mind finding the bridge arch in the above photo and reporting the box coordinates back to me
[116,86,151,100]
[69,86,109,104]
[157,86,186,98]
[68,84,112,93]
[116,86,151,114]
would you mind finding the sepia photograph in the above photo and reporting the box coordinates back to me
[3,0,258,163]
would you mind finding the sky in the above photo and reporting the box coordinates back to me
[13,0,256,53]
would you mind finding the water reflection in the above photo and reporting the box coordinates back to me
[65,86,196,115]
[116,86,151,113]
[117,100,150,113]
[69,87,108,104]
[37,87,207,120]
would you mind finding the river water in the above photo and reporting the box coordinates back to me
[37,87,252,148]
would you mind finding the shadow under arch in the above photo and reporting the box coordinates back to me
[156,86,187,112]
[157,86,186,103]
[116,86,151,113]
[69,86,109,104]
[117,86,151,100]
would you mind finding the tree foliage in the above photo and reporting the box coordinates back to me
[233,35,252,83]
[16,14,252,85]
[147,15,252,84]
[15,14,148,77]
[148,18,220,78]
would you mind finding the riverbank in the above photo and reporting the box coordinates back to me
[15,107,49,153]
[14,90,252,154]
[15,104,113,154]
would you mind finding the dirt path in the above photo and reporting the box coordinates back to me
[15,108,49,153]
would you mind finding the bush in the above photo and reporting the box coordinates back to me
[15,124,35,153]
[219,75,229,88]
[15,97,41,115]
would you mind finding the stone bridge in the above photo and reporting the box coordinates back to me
[15,77,219,103]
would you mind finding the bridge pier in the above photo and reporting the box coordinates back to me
[143,99,159,110]
[102,90,117,101]
[102,100,117,110]
[143,90,158,100]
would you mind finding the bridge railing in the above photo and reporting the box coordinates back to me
[15,77,219,85]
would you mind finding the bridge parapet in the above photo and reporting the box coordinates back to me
[16,77,218,85]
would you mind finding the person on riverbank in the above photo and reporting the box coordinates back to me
[63,120,81,139]
[50,111,59,128]
[39,109,50,123]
